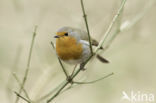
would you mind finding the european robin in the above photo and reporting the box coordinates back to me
[54,27,109,69]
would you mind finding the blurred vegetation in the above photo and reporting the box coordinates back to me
[0,0,156,103]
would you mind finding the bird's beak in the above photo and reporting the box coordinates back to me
[54,35,60,38]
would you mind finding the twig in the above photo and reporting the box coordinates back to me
[15,26,38,103]
[47,81,69,103]
[60,84,74,93]
[74,72,114,84]
[103,8,123,51]
[103,0,155,52]
[95,0,127,53]
[14,91,31,103]
[6,46,22,102]
[50,41,69,79]
[70,65,77,77]
[120,0,156,32]
[59,83,80,95]
[36,80,67,102]
[12,73,31,101]
[80,0,93,55]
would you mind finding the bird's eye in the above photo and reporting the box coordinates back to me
[64,33,68,36]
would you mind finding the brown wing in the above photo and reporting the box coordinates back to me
[73,28,103,49]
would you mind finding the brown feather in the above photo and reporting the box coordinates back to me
[96,54,109,63]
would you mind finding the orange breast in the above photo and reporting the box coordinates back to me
[56,36,83,60]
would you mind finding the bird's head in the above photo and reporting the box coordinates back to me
[54,27,81,42]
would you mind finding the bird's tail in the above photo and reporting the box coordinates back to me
[96,54,109,63]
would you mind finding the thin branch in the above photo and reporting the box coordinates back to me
[70,65,77,77]
[95,0,127,53]
[14,91,31,103]
[103,8,123,51]
[6,46,22,102]
[36,80,67,102]
[103,0,155,52]
[50,41,69,79]
[47,81,69,103]
[120,0,156,32]
[74,72,114,84]
[61,84,74,93]
[80,0,93,55]
[60,84,80,95]
[15,26,38,103]
[12,73,31,101]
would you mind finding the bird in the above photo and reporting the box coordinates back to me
[54,26,109,69]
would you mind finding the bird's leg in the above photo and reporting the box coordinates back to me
[66,65,78,84]
[66,76,73,84]
[80,62,86,71]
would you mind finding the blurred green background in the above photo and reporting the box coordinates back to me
[0,0,156,103]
